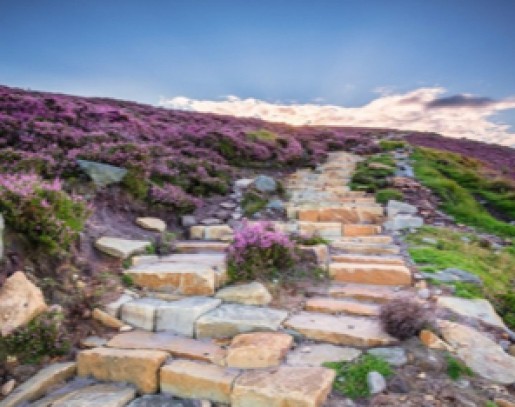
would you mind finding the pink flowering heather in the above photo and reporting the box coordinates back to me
[0,173,90,253]
[227,221,296,281]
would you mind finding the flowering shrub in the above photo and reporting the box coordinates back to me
[227,221,296,281]
[150,184,202,213]
[0,173,89,253]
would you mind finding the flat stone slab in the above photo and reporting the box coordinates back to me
[342,224,381,237]
[227,332,293,369]
[215,282,272,306]
[305,298,380,316]
[284,312,398,347]
[328,283,406,303]
[124,262,217,295]
[286,344,362,367]
[0,362,76,407]
[329,263,411,286]
[439,320,515,384]
[190,225,233,241]
[136,217,167,232]
[95,237,151,259]
[107,330,226,365]
[437,296,507,329]
[48,383,136,407]
[160,360,239,404]
[127,394,200,407]
[121,298,167,331]
[330,241,400,255]
[231,366,335,407]
[77,347,168,394]
[330,254,405,266]
[423,268,482,285]
[367,347,408,366]
[156,297,221,336]
[174,241,229,254]
[195,304,288,339]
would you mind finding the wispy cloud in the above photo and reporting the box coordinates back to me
[160,87,515,147]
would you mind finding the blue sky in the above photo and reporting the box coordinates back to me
[1,0,515,144]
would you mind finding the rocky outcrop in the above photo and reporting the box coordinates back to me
[77,159,127,187]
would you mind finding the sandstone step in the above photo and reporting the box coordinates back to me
[305,297,380,316]
[342,224,381,236]
[296,205,384,223]
[286,343,362,367]
[190,224,233,241]
[328,283,409,303]
[124,261,225,295]
[174,241,229,254]
[330,253,405,266]
[160,359,238,404]
[284,312,398,347]
[330,241,400,255]
[95,237,151,259]
[107,330,226,365]
[298,221,342,239]
[329,262,412,286]
[195,304,288,339]
[77,347,169,394]
[334,235,393,244]
[231,366,335,407]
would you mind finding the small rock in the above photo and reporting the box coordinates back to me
[77,159,127,187]
[386,200,417,218]
[1,379,16,396]
[234,178,254,190]
[367,347,407,366]
[499,340,511,352]
[181,215,197,227]
[92,308,125,329]
[80,336,107,348]
[421,237,438,245]
[367,371,386,394]
[215,282,272,306]
[509,344,515,357]
[95,237,151,259]
[266,199,285,211]
[419,330,452,351]
[253,175,277,193]
[220,202,237,210]
[136,217,166,232]
[387,375,410,393]
[417,288,431,300]
[287,344,361,367]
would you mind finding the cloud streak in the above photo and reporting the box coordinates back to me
[160,87,515,147]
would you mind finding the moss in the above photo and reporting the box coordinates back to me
[324,355,393,399]
[376,188,404,204]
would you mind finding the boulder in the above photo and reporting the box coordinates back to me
[215,282,272,306]
[253,175,277,193]
[226,332,293,368]
[95,237,151,259]
[136,217,167,232]
[77,159,127,187]
[386,200,417,218]
[0,271,48,336]
[383,214,423,231]
[439,320,515,384]
[437,296,506,329]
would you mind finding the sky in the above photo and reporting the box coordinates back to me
[1,0,515,146]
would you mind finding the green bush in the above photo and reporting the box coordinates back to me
[445,355,473,380]
[379,139,407,151]
[376,188,404,204]
[350,153,396,192]
[324,355,393,399]
[241,190,268,216]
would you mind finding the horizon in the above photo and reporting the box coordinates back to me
[1,1,515,146]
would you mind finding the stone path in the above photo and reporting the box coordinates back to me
[2,152,417,407]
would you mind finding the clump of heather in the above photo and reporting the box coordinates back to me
[150,184,202,213]
[0,173,89,253]
[227,221,296,281]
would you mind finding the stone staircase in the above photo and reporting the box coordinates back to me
[2,152,415,407]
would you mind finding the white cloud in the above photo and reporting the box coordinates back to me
[159,87,515,147]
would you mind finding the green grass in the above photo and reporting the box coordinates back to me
[411,147,515,237]
[379,139,407,151]
[445,355,473,380]
[242,190,268,216]
[246,129,279,143]
[375,188,404,204]
[350,153,397,192]
[121,273,134,287]
[407,226,515,328]
[324,355,393,399]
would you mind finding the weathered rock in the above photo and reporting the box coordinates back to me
[422,268,482,285]
[215,282,272,306]
[253,175,277,193]
[121,298,167,331]
[156,297,221,336]
[127,394,201,407]
[298,221,342,238]
[0,362,76,407]
[181,215,197,227]
[386,200,417,218]
[298,244,329,266]
[195,304,288,339]
[160,360,239,404]
[328,283,405,303]
[1,379,15,397]
[95,237,150,259]
[284,312,397,347]
[0,271,48,336]
[367,371,386,394]
[367,347,407,366]
[136,217,167,232]
[342,224,381,237]
[267,199,285,210]
[174,241,229,254]
[419,329,452,351]
[0,213,4,259]
[49,383,136,407]
[105,294,135,318]
[92,308,125,329]
[437,296,507,329]
[226,332,293,368]
[77,159,127,187]
[77,347,168,394]
[200,218,222,226]
[190,225,233,241]
[108,330,226,365]
[439,320,515,384]
[329,241,400,255]
[328,263,411,286]
[305,298,380,316]
[286,344,361,367]
[383,214,423,231]
[231,366,335,407]
[81,336,108,348]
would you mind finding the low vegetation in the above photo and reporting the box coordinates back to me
[407,226,515,328]
[375,188,403,204]
[445,354,473,380]
[379,139,407,151]
[324,355,393,399]
[412,147,515,237]
[379,297,432,340]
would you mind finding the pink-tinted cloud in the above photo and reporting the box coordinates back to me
[160,87,515,147]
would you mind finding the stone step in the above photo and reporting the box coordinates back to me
[95,237,151,259]
[190,224,233,241]
[124,261,226,295]
[133,253,226,267]
[328,283,408,303]
[334,235,393,244]
[295,206,383,223]
[329,262,412,286]
[174,241,229,254]
[195,304,288,339]
[77,347,169,394]
[330,241,401,255]
[330,253,405,266]
[298,221,342,239]
[342,224,381,237]
[305,297,380,316]
[284,311,397,347]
